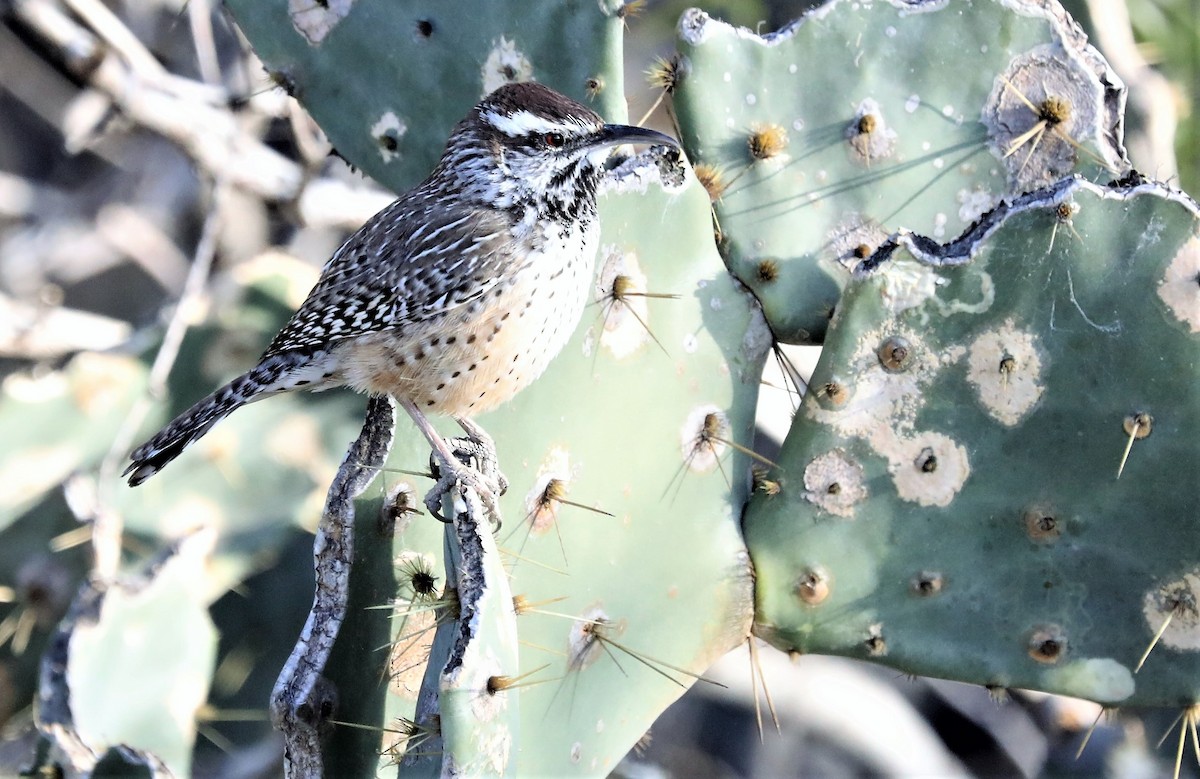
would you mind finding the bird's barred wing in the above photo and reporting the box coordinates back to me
[263,196,519,356]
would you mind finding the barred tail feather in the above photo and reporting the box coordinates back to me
[124,362,290,486]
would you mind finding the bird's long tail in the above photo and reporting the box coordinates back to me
[124,359,294,486]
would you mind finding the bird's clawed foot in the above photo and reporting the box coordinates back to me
[424,417,507,531]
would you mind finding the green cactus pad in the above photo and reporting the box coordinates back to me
[672,0,1129,344]
[38,532,218,776]
[745,175,1200,706]
[326,155,761,775]
[225,0,628,193]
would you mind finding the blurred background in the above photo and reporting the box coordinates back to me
[0,0,1196,776]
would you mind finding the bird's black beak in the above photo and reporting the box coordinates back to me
[592,124,679,150]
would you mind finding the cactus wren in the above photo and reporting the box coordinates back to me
[125,82,677,506]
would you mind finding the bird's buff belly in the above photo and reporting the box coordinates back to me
[333,262,590,417]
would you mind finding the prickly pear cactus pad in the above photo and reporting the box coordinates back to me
[672,0,1129,344]
[745,175,1200,707]
[404,487,521,777]
[225,0,628,192]
[325,155,761,776]
[38,530,218,777]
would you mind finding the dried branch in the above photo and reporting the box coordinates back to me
[11,0,300,200]
[270,395,395,778]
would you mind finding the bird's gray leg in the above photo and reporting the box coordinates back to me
[397,399,502,530]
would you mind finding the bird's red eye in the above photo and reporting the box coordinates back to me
[543,132,565,148]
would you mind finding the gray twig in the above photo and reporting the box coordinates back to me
[271,395,395,778]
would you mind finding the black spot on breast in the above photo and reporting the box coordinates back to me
[425,400,435,407]
[436,382,446,390]
[446,336,457,345]
[451,370,461,378]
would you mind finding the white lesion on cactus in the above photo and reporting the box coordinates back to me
[524,451,569,533]
[594,247,654,358]
[808,324,970,506]
[1158,234,1200,333]
[982,45,1112,191]
[567,604,620,672]
[886,241,994,319]
[482,37,533,96]
[965,320,1045,426]
[1141,571,1200,653]
[826,213,888,272]
[680,404,728,473]
[521,447,589,536]
[477,726,513,775]
[381,481,421,534]
[801,449,867,518]
[288,0,354,45]
[957,186,999,224]
[845,98,897,166]
[467,654,510,722]
[888,431,969,508]
[878,257,946,316]
[370,112,407,163]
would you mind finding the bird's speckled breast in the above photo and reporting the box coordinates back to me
[335,221,597,417]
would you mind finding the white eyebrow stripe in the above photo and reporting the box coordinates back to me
[482,109,581,137]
